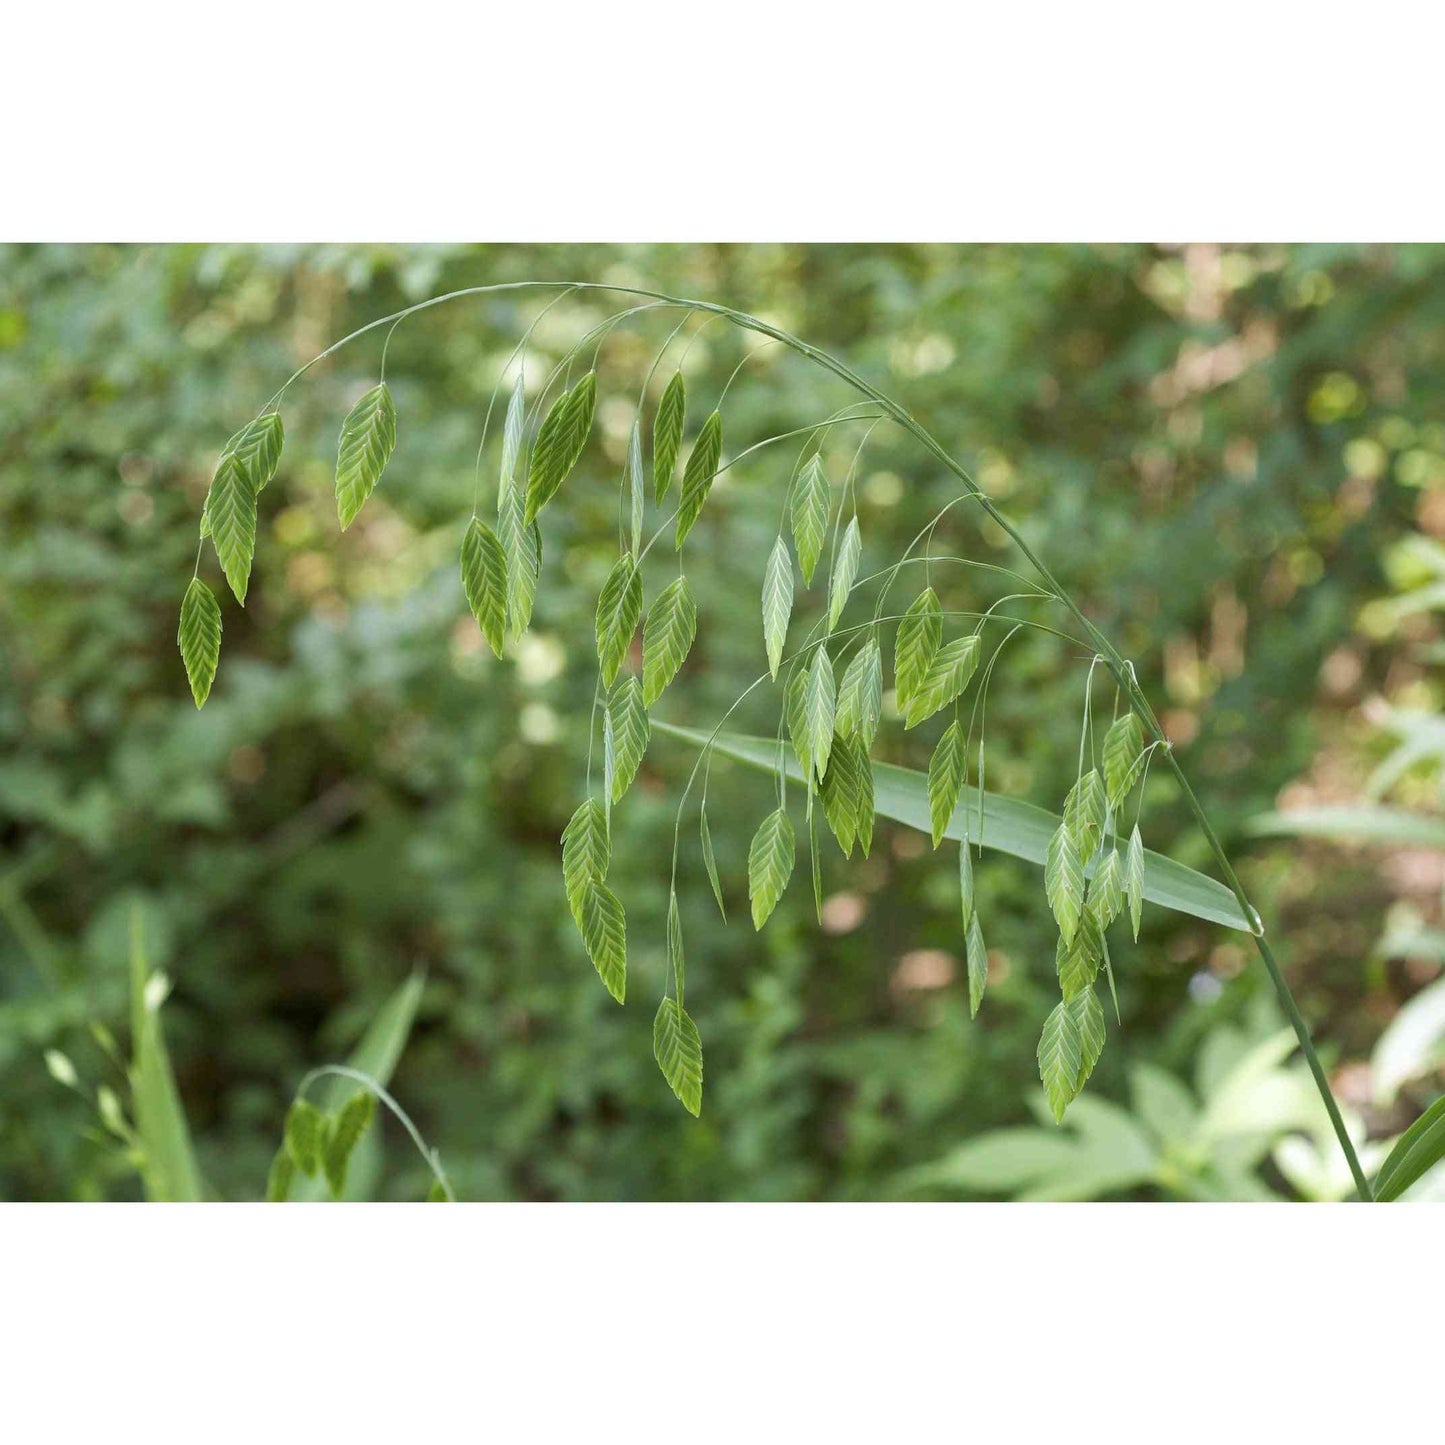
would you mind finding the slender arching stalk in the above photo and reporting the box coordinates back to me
[240,279,1372,1199]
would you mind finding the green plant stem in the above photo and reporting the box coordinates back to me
[268,279,1373,1200]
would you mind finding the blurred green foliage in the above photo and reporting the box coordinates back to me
[5,242,1445,1200]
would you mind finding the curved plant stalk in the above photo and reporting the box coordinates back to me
[218,280,1373,1200]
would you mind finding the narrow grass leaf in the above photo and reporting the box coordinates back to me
[626,419,644,556]
[762,536,794,680]
[790,454,830,584]
[460,517,509,657]
[959,840,976,927]
[700,804,726,920]
[667,888,685,1004]
[827,516,862,630]
[595,553,643,687]
[653,998,704,1116]
[653,370,686,503]
[128,914,203,1202]
[675,410,723,547]
[177,578,222,708]
[642,574,697,707]
[335,382,397,530]
[748,808,796,930]
[1375,1096,1445,1201]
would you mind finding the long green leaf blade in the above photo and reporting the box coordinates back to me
[894,587,941,712]
[656,725,1251,932]
[1375,1096,1445,1201]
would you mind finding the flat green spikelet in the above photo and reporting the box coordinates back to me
[204,451,257,603]
[576,879,627,1002]
[762,536,794,680]
[790,453,830,584]
[460,517,509,656]
[927,720,967,847]
[525,371,596,525]
[284,1098,327,1177]
[836,636,883,750]
[1102,711,1146,806]
[1046,823,1085,943]
[335,382,397,530]
[894,587,941,711]
[653,998,704,1116]
[642,575,697,707]
[606,676,650,803]
[562,798,610,922]
[675,410,723,547]
[323,1091,377,1198]
[748,808,796,930]
[177,577,222,708]
[653,370,686,503]
[904,635,980,729]
[595,553,643,688]
[1038,1000,1084,1123]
